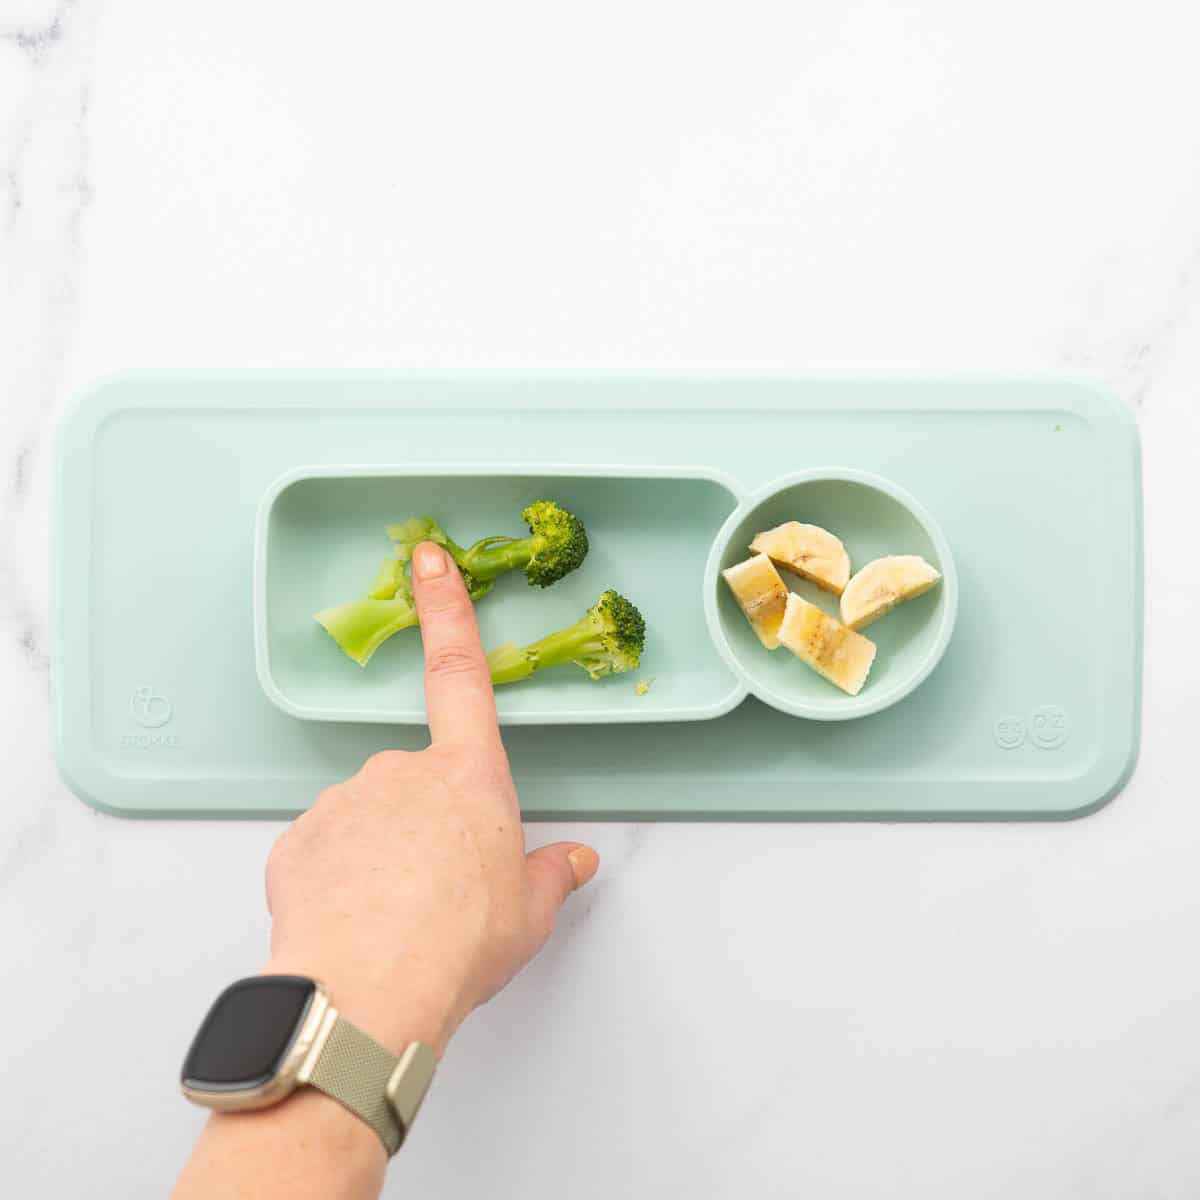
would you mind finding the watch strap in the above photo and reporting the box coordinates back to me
[308,1015,431,1156]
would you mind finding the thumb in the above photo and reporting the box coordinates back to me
[525,842,600,940]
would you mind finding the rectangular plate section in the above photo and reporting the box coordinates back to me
[255,465,745,725]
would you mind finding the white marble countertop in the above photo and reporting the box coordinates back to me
[3,2,1198,1195]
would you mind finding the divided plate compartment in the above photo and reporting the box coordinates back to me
[705,468,958,721]
[255,465,746,724]
[53,374,1142,820]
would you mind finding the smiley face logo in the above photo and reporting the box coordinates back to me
[130,685,172,729]
[1029,705,1068,750]
[993,715,1026,750]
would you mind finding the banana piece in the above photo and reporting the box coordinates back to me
[722,554,788,649]
[777,593,876,696]
[839,555,942,631]
[749,522,851,595]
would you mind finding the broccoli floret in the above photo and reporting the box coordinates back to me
[454,500,588,588]
[487,589,646,685]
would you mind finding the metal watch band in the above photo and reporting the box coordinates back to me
[307,1016,435,1156]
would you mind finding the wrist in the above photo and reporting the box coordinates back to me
[195,1088,387,1185]
[260,958,460,1059]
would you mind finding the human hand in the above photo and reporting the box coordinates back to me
[262,541,600,1057]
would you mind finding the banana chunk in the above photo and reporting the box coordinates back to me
[749,522,851,595]
[722,554,788,649]
[778,593,876,696]
[840,555,941,631]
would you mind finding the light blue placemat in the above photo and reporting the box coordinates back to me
[53,373,1141,820]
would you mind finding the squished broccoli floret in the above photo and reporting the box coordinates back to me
[367,556,410,601]
[318,518,483,667]
[487,589,646,685]
[385,516,494,600]
[385,516,445,564]
[314,551,418,665]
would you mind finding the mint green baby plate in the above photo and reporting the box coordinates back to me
[705,468,958,720]
[255,464,748,725]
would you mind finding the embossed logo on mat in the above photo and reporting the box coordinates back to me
[124,685,178,749]
[993,716,1026,750]
[1029,705,1069,750]
[130,685,172,729]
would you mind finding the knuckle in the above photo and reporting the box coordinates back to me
[265,826,298,884]
[424,645,484,679]
[299,784,357,841]
[426,743,509,791]
[266,828,288,870]
[418,742,460,774]
[313,783,343,808]
[361,749,410,778]
[302,786,342,828]
[476,756,517,800]
[418,745,478,794]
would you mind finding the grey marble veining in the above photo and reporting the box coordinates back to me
[2,2,1199,1197]
[0,0,94,693]
[0,1,76,63]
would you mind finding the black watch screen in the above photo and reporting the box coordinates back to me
[181,975,317,1093]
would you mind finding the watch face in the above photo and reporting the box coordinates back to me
[182,976,317,1093]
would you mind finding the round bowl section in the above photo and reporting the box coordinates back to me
[704,468,958,721]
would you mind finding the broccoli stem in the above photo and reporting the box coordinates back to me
[487,618,605,684]
[486,643,533,685]
[460,536,539,582]
[315,597,417,667]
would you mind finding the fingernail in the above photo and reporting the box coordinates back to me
[567,846,598,889]
[414,542,448,580]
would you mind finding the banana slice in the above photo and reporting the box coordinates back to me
[749,522,851,595]
[840,555,942,630]
[777,593,876,696]
[722,554,788,649]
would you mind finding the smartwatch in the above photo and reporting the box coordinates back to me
[180,975,436,1156]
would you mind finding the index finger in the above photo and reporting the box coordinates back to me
[410,541,503,748]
